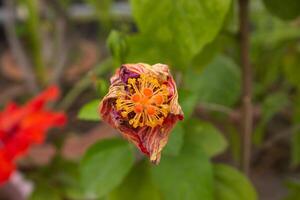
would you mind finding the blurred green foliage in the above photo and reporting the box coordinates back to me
[214,164,257,200]
[80,139,135,199]
[23,0,300,199]
[78,99,100,121]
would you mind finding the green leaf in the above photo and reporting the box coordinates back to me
[151,141,214,200]
[214,164,257,200]
[80,138,135,199]
[108,160,161,200]
[127,34,177,66]
[163,123,184,156]
[129,0,231,66]
[186,119,228,157]
[262,0,300,21]
[78,99,100,121]
[191,36,223,70]
[186,55,241,107]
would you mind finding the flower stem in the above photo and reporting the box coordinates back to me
[238,0,253,175]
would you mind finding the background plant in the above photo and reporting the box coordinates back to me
[1,0,300,199]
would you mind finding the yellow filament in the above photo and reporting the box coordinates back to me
[115,74,169,128]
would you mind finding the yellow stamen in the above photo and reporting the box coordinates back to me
[115,74,169,128]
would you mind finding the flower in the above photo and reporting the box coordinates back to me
[99,63,183,164]
[0,86,66,184]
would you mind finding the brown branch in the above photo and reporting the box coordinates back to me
[3,0,38,93]
[239,0,253,175]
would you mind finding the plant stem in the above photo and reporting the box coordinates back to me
[238,0,253,175]
[25,0,46,84]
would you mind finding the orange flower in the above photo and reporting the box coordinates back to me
[99,63,183,164]
[0,86,66,184]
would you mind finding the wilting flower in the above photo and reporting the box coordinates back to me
[99,63,183,164]
[0,86,66,184]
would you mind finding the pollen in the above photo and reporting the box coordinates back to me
[115,74,169,128]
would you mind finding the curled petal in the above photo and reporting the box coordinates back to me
[99,63,183,164]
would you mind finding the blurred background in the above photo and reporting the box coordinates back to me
[1,0,300,199]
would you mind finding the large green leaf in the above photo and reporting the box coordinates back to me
[186,119,228,157]
[214,164,257,200]
[78,99,100,121]
[262,0,300,20]
[151,141,214,200]
[108,161,161,200]
[80,139,135,199]
[163,123,184,156]
[191,36,223,70]
[186,55,241,107]
[129,0,231,66]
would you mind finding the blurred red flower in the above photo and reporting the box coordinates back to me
[0,86,66,184]
[99,63,183,164]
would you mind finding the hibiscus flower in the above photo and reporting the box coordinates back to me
[99,63,183,164]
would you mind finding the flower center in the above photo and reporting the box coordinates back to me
[115,74,169,128]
